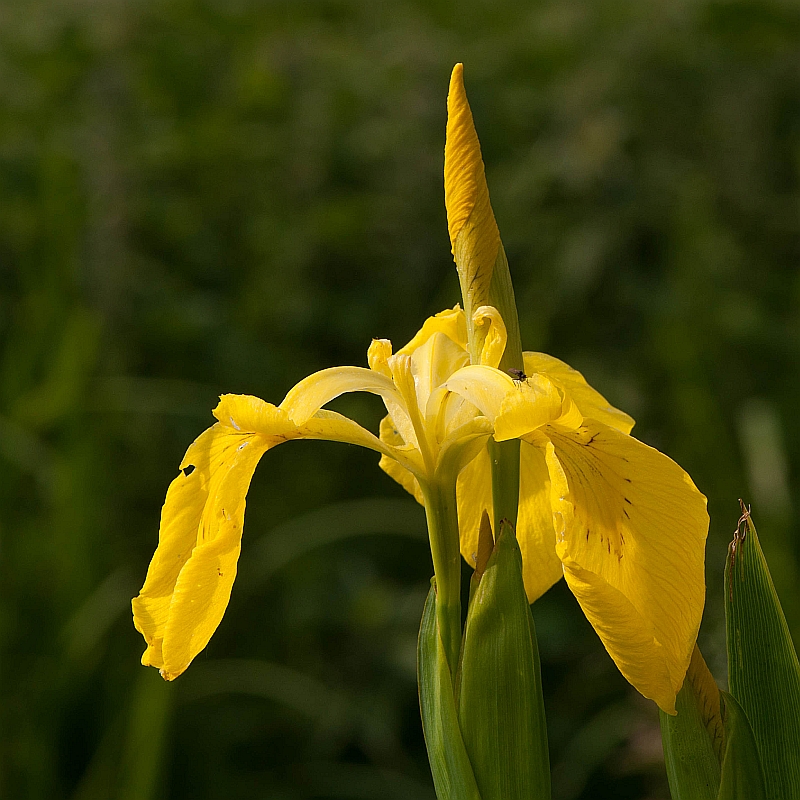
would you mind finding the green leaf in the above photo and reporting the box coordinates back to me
[457,520,550,800]
[717,691,767,800]
[725,505,800,800]
[660,650,721,800]
[418,581,482,800]
[660,647,767,800]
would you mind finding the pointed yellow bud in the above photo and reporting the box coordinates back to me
[444,65,501,343]
[444,64,523,374]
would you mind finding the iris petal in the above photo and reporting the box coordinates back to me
[133,395,422,679]
[132,418,272,679]
[472,305,507,368]
[543,422,708,712]
[560,560,677,713]
[280,366,404,427]
[456,447,493,569]
[524,352,634,434]
[445,364,514,422]
[454,439,563,603]
[396,306,467,356]
[517,441,563,603]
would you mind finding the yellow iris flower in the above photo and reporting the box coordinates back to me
[133,63,709,715]
[132,304,706,712]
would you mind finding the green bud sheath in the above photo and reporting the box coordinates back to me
[660,647,722,800]
[725,504,800,800]
[457,520,551,800]
[660,646,766,800]
[418,580,482,800]
[716,691,767,800]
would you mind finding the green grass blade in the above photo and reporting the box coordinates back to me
[725,505,800,800]
[418,581,482,800]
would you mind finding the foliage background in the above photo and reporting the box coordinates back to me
[1,0,799,798]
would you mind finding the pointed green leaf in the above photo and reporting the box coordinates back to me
[457,520,550,800]
[418,581,482,800]
[725,506,800,800]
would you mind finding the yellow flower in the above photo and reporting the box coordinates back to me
[133,302,706,713]
[134,63,708,716]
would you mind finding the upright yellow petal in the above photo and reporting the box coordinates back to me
[409,331,469,418]
[445,64,500,320]
[396,306,467,357]
[472,305,507,368]
[543,422,708,712]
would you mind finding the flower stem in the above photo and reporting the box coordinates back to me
[488,246,523,533]
[422,479,463,674]
[489,437,520,531]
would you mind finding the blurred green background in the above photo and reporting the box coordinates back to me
[1,0,799,797]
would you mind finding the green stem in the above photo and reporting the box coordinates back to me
[422,479,463,674]
[489,438,520,532]
[488,245,523,535]
[489,245,524,373]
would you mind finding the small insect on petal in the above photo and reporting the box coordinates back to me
[507,367,528,385]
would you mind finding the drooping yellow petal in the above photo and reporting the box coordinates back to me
[559,559,677,712]
[524,352,635,434]
[133,393,426,680]
[445,64,500,315]
[456,434,563,603]
[302,409,424,477]
[215,393,405,465]
[132,412,273,679]
[542,422,708,712]
[455,440,563,601]
[159,431,267,678]
[279,365,419,458]
[214,393,296,436]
